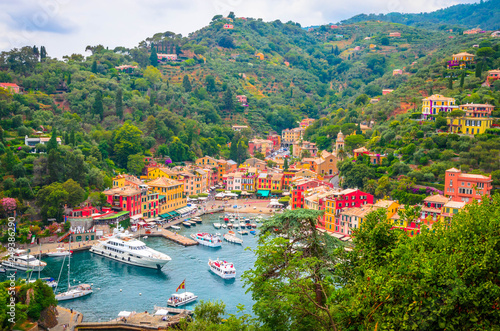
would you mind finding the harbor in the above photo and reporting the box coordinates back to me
[0,212,265,324]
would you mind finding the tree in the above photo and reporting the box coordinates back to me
[381,36,390,45]
[435,115,448,130]
[144,65,161,87]
[475,61,482,78]
[88,192,107,208]
[46,129,58,153]
[113,123,143,167]
[62,179,85,207]
[243,209,342,330]
[223,86,234,111]
[40,46,47,61]
[91,60,97,73]
[283,158,289,171]
[460,70,465,89]
[205,75,216,92]
[448,75,453,89]
[182,75,192,92]
[149,45,158,67]
[115,88,123,119]
[93,90,104,120]
[36,182,69,221]
[127,154,145,175]
[344,134,365,151]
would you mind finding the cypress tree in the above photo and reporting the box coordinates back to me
[115,88,123,119]
[46,129,58,152]
[40,46,47,61]
[460,71,465,89]
[182,75,192,92]
[93,91,104,120]
[70,130,76,146]
[475,61,482,78]
[150,45,158,67]
[91,60,97,73]
[223,86,234,111]
[284,158,289,171]
[64,132,69,144]
[448,76,453,90]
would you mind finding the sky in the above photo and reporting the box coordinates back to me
[0,0,480,59]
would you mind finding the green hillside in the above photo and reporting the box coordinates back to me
[341,0,500,30]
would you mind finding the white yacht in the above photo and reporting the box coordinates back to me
[208,258,236,279]
[56,284,93,301]
[46,247,72,257]
[223,231,243,245]
[90,230,172,270]
[2,249,46,272]
[190,232,222,248]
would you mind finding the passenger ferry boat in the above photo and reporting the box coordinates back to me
[167,292,198,307]
[1,249,46,272]
[90,230,172,269]
[208,258,236,279]
[190,233,222,248]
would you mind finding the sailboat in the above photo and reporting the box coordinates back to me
[55,235,93,301]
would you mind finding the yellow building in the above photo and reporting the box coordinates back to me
[447,117,492,135]
[271,173,283,191]
[112,174,143,188]
[452,52,474,63]
[147,177,186,214]
[147,167,178,180]
[440,200,466,225]
[196,156,218,167]
[373,199,400,224]
[141,190,159,219]
[422,94,457,120]
[281,127,304,147]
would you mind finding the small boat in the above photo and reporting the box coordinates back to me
[213,223,221,229]
[193,217,202,224]
[208,258,236,279]
[0,268,5,273]
[246,224,253,229]
[239,222,246,228]
[27,277,58,289]
[238,230,249,235]
[143,236,148,239]
[187,221,196,226]
[223,218,229,223]
[167,292,198,307]
[250,230,256,235]
[190,232,222,248]
[2,249,46,272]
[244,218,250,223]
[227,223,233,229]
[170,225,181,230]
[182,222,191,228]
[223,232,243,244]
[221,224,227,229]
[46,247,72,257]
[251,223,257,229]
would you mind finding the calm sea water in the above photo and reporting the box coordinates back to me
[5,213,265,322]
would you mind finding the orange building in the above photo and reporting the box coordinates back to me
[444,168,492,203]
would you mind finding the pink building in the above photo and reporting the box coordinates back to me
[248,139,274,156]
[0,83,20,94]
[393,69,403,76]
[236,95,247,104]
[382,89,394,95]
[223,24,234,29]
[267,134,281,149]
[444,168,492,203]
[299,118,315,129]
[459,103,495,117]
[389,32,401,37]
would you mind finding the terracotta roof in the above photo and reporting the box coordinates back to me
[444,201,467,209]
[447,168,461,173]
[374,199,396,208]
[423,195,449,204]
[104,186,141,196]
[353,147,369,153]
[0,83,20,87]
[148,177,182,188]
[460,173,490,180]
[453,52,474,57]
[423,94,455,101]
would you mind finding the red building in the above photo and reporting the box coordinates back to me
[267,134,281,149]
[444,168,492,203]
[290,179,333,209]
[103,186,144,217]
[324,189,374,235]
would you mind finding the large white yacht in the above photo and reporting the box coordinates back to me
[1,249,46,272]
[90,229,171,270]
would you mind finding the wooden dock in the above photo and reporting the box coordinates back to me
[145,229,198,246]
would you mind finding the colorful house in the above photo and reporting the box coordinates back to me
[299,118,315,129]
[223,24,234,29]
[447,117,493,135]
[486,69,500,85]
[389,32,401,37]
[440,200,467,224]
[267,134,281,149]
[444,168,492,203]
[420,195,449,229]
[281,127,304,147]
[421,94,458,120]
[382,89,394,95]
[449,52,475,68]
[0,83,20,94]
[393,69,403,76]
[243,157,267,171]
[236,95,247,105]
[103,186,144,218]
[292,140,317,158]
[146,177,186,213]
[324,189,374,234]
[231,125,249,131]
[248,139,274,156]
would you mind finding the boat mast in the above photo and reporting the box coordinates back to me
[38,242,41,279]
[67,234,71,290]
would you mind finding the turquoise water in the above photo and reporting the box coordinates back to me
[7,213,264,322]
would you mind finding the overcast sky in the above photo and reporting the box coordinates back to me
[0,0,479,59]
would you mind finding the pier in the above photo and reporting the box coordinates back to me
[75,310,192,330]
[143,228,198,246]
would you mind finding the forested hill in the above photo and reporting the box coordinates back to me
[341,0,500,30]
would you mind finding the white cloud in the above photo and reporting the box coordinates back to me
[0,0,480,58]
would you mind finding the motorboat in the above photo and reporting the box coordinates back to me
[238,230,249,235]
[208,258,236,279]
[182,222,191,228]
[1,249,46,272]
[221,224,227,229]
[190,233,222,248]
[90,229,172,269]
[56,284,93,301]
[26,277,58,289]
[223,217,230,223]
[46,247,72,257]
[239,222,246,228]
[167,292,198,307]
[223,231,243,244]
[213,223,221,229]
[170,225,181,230]
[246,224,253,229]
[193,217,202,224]
[250,230,256,235]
